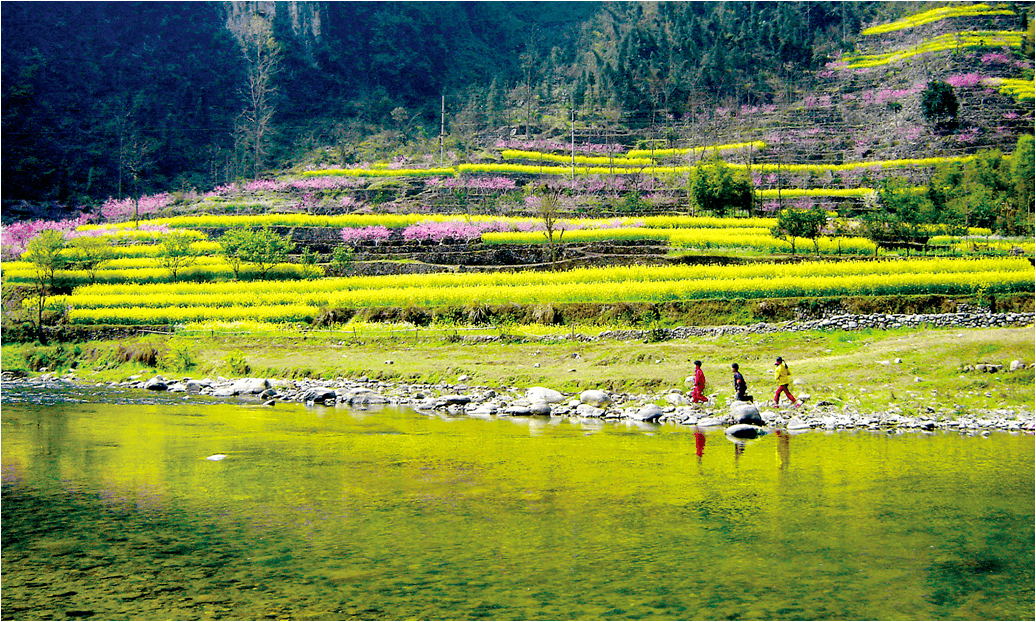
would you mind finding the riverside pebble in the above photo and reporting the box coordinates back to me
[7,367,1033,434]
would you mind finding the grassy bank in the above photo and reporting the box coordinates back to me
[4,325,1032,418]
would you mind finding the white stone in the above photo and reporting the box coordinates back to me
[579,390,612,408]
[666,393,690,406]
[230,377,270,395]
[527,387,565,403]
[634,404,664,422]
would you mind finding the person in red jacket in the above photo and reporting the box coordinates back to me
[689,360,708,403]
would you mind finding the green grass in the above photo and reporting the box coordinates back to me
[6,326,1032,417]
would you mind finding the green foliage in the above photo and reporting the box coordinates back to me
[165,338,195,372]
[22,229,67,337]
[929,148,1028,234]
[20,342,83,372]
[157,232,199,282]
[865,177,937,251]
[24,230,67,289]
[920,80,959,132]
[224,350,251,375]
[1010,135,1035,234]
[331,245,354,276]
[65,236,115,284]
[218,225,294,280]
[772,207,828,255]
[618,192,648,213]
[689,158,753,216]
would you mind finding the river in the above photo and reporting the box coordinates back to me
[2,384,1033,620]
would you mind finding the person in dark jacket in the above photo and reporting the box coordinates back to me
[731,363,750,402]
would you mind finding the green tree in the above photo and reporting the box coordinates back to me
[157,232,198,282]
[66,236,114,284]
[218,228,250,279]
[864,177,935,253]
[22,230,67,338]
[689,158,754,216]
[771,206,828,255]
[330,244,354,277]
[931,149,1014,232]
[920,80,958,133]
[218,225,294,280]
[1010,134,1034,234]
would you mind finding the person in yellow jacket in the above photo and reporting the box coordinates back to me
[773,356,799,407]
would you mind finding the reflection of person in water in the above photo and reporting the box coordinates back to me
[775,429,790,471]
[694,429,706,460]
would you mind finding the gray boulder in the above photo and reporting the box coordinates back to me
[725,424,767,439]
[731,402,764,426]
[231,378,270,395]
[440,394,472,406]
[579,389,612,408]
[575,403,605,418]
[302,388,337,403]
[666,392,690,406]
[633,404,664,423]
[527,387,565,403]
[528,401,553,416]
[342,388,388,405]
[144,377,168,391]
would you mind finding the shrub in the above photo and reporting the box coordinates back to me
[224,350,251,375]
[921,80,959,132]
[164,339,195,372]
[115,342,160,367]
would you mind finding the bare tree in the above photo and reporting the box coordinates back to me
[229,9,280,179]
[535,185,567,270]
[122,133,158,228]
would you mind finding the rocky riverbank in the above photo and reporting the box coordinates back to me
[8,364,1033,435]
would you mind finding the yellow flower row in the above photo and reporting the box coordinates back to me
[861,4,1014,36]
[500,149,655,167]
[62,261,1035,326]
[57,257,1033,311]
[842,31,1025,69]
[626,141,767,159]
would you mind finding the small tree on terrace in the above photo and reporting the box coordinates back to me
[66,236,114,284]
[771,206,827,255]
[218,225,294,280]
[22,229,67,339]
[690,157,754,216]
[157,232,199,282]
[1010,134,1034,234]
[531,184,567,270]
[863,177,935,253]
[218,228,250,279]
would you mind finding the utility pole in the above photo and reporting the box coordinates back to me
[570,98,576,181]
[439,93,446,166]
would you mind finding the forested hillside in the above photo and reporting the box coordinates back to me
[2,1,901,208]
[2,1,1033,220]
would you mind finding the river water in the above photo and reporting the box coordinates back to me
[2,384,1033,621]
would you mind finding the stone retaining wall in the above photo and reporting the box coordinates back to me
[594,311,1035,341]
